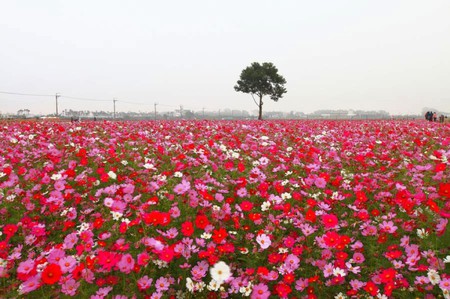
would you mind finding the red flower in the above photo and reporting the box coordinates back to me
[195,214,210,229]
[438,183,450,198]
[3,224,18,239]
[322,214,338,228]
[93,217,104,229]
[97,251,121,271]
[364,281,379,296]
[41,263,62,285]
[274,282,292,298]
[379,268,397,284]
[435,163,446,172]
[181,221,194,236]
[212,228,228,244]
[305,209,316,223]
[323,231,340,248]
[159,247,174,262]
[240,201,253,212]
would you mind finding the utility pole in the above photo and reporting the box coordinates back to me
[113,98,117,119]
[179,105,183,118]
[154,102,158,120]
[55,93,60,116]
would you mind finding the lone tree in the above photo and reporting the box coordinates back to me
[234,62,287,120]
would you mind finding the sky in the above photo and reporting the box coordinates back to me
[1,0,449,116]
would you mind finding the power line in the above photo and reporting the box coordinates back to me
[118,100,147,105]
[0,91,53,97]
[60,95,110,102]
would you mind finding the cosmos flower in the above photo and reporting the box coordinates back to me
[209,261,231,284]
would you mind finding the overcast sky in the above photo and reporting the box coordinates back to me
[1,0,449,115]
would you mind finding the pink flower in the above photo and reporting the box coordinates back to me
[19,275,40,294]
[59,256,77,273]
[61,278,80,296]
[155,277,170,292]
[379,220,398,233]
[295,278,309,291]
[284,254,300,271]
[117,253,135,274]
[256,234,271,250]
[251,283,270,299]
[191,260,208,281]
[439,278,450,291]
[173,180,190,195]
[352,252,365,264]
[64,233,79,249]
[237,187,248,198]
[137,275,153,291]
[17,259,35,275]
[314,177,327,189]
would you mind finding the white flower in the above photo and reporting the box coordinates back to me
[195,281,205,291]
[210,261,231,284]
[174,171,183,178]
[107,171,117,180]
[427,269,441,285]
[121,160,128,165]
[333,267,346,277]
[261,201,271,211]
[278,247,288,253]
[186,277,195,292]
[443,256,450,263]
[143,163,154,169]
[201,232,212,239]
[334,292,347,299]
[111,211,123,221]
[51,173,62,180]
[417,228,429,239]
[77,222,90,233]
[240,281,252,296]
[281,192,291,200]
[207,280,221,291]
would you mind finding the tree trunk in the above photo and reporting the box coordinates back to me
[258,95,263,120]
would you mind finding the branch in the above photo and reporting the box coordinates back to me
[251,93,260,107]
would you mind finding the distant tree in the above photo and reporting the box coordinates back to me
[234,62,287,120]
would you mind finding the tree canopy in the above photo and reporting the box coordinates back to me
[234,62,287,120]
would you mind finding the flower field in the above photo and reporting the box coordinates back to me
[0,120,449,299]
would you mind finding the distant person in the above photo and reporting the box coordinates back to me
[425,111,431,121]
[439,114,445,123]
[433,112,437,122]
